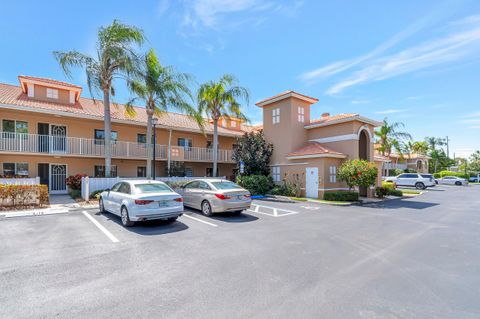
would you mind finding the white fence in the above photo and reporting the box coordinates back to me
[0,177,40,185]
[81,176,226,201]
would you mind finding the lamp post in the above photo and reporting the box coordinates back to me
[152,118,158,180]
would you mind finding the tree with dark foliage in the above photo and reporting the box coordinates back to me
[233,130,273,176]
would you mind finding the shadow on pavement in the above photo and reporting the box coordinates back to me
[185,208,259,223]
[97,212,189,236]
[361,198,439,210]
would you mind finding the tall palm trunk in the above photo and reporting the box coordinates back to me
[103,89,112,177]
[212,118,219,177]
[146,107,153,178]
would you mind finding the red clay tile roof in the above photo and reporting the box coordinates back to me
[287,142,345,157]
[309,113,359,125]
[256,90,319,106]
[18,75,83,90]
[0,82,252,136]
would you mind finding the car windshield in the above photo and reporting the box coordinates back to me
[211,181,242,190]
[135,183,172,193]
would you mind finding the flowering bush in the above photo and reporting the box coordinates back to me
[0,184,49,208]
[338,159,378,190]
[65,174,87,191]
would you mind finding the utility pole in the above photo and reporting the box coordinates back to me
[445,136,450,159]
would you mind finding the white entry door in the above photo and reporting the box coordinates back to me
[50,164,68,194]
[306,167,319,198]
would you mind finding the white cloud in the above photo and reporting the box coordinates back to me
[374,109,407,115]
[325,18,480,95]
[157,0,170,16]
[299,4,456,83]
[351,99,370,104]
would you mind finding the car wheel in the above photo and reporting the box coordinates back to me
[166,217,177,223]
[201,200,213,217]
[232,210,243,215]
[415,182,426,190]
[99,198,105,213]
[455,181,462,186]
[121,206,134,227]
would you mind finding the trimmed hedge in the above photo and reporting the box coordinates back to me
[323,191,359,202]
[236,175,273,195]
[433,171,469,179]
[375,187,389,198]
[0,184,49,208]
[387,189,403,197]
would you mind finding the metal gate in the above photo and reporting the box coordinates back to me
[50,164,67,194]
[50,125,67,153]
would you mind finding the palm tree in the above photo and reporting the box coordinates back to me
[125,48,200,178]
[374,118,412,156]
[412,141,429,155]
[425,137,446,173]
[53,20,145,177]
[197,75,249,176]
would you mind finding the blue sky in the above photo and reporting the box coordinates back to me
[0,0,479,157]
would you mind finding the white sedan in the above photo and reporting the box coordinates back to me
[437,176,468,186]
[99,180,184,227]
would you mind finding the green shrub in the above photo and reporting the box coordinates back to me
[433,171,469,179]
[323,191,359,202]
[236,175,273,195]
[375,187,388,198]
[269,181,296,197]
[387,189,403,197]
[338,159,378,189]
[69,189,81,199]
[381,181,396,191]
[90,189,107,200]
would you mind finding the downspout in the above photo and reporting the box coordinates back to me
[167,129,172,177]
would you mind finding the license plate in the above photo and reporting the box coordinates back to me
[158,201,168,207]
[237,195,244,200]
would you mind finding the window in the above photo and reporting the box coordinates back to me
[2,120,28,137]
[231,120,237,128]
[94,165,117,177]
[137,134,147,144]
[178,138,192,148]
[94,129,117,145]
[272,108,280,124]
[185,167,193,177]
[206,167,213,177]
[137,166,147,177]
[118,182,131,194]
[2,163,28,176]
[298,106,305,122]
[272,166,281,182]
[198,181,211,190]
[185,181,199,189]
[211,181,242,190]
[329,166,337,183]
[206,141,213,149]
[135,183,172,193]
[111,182,122,192]
[46,88,59,99]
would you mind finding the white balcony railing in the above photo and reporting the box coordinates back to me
[0,132,234,163]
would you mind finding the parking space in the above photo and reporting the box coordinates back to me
[1,185,480,318]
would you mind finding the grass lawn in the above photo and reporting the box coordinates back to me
[290,197,353,205]
[399,189,422,195]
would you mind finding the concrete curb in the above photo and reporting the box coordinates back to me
[0,208,69,218]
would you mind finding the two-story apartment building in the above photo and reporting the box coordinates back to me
[0,76,254,194]
[257,91,385,198]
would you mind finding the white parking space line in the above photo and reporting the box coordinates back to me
[182,214,218,227]
[248,204,299,217]
[82,211,119,243]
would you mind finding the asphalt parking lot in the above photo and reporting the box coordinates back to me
[1,185,479,318]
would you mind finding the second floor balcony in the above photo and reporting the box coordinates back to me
[0,132,235,163]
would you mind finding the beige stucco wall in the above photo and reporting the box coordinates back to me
[262,97,312,165]
[33,84,71,105]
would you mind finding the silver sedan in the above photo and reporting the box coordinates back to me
[179,179,251,216]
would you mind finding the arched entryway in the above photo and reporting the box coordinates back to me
[417,160,423,171]
[358,129,370,196]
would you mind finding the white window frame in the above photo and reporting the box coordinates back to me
[298,106,305,122]
[272,108,280,124]
[329,166,337,183]
[46,88,59,99]
[272,166,281,182]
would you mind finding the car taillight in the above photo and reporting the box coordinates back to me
[173,197,183,202]
[245,194,251,198]
[215,194,231,200]
[135,199,154,205]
